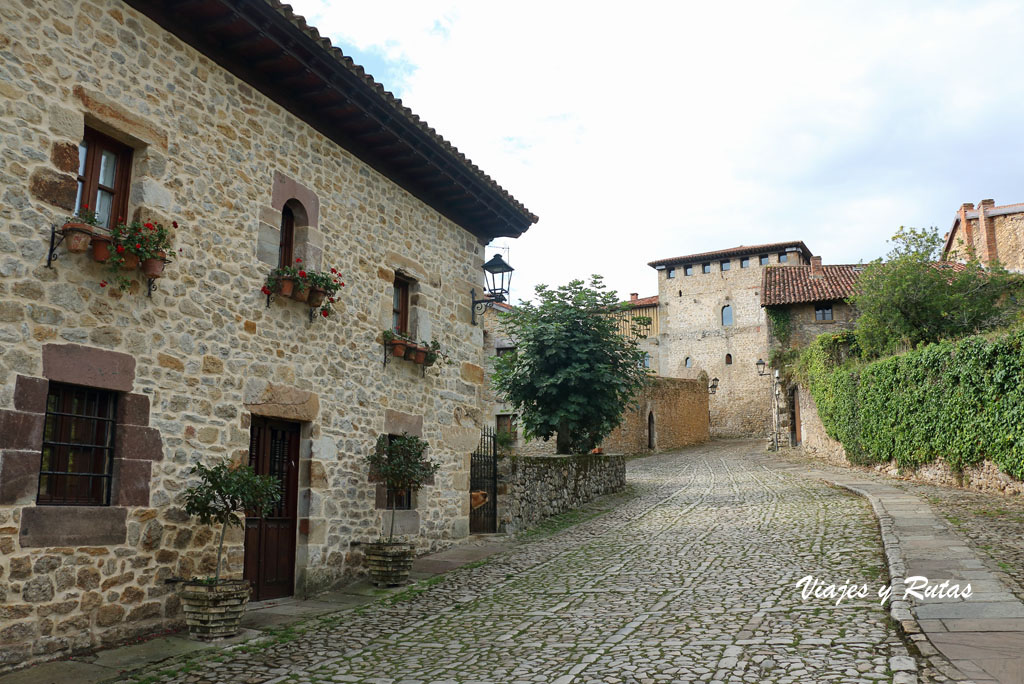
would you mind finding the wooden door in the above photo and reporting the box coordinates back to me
[244,418,299,601]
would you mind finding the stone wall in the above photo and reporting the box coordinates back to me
[797,384,1024,496]
[946,200,1024,273]
[776,301,858,349]
[0,0,500,669]
[656,253,803,437]
[496,454,625,533]
[600,378,709,454]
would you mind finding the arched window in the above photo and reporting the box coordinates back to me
[279,199,309,268]
[685,357,693,368]
[725,354,733,365]
[721,305,733,327]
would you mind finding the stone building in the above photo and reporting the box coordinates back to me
[647,242,811,436]
[760,258,860,447]
[0,0,536,670]
[943,199,1024,272]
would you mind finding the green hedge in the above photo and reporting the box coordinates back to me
[798,328,1024,480]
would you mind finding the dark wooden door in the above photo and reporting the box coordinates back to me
[244,418,299,601]
[790,388,802,447]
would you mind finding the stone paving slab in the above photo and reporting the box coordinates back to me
[772,449,1024,684]
[108,441,916,684]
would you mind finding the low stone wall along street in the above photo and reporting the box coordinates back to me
[497,454,625,533]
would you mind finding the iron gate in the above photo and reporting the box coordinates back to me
[470,426,497,534]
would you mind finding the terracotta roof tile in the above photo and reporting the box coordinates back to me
[761,265,861,306]
[624,295,659,307]
[649,241,812,268]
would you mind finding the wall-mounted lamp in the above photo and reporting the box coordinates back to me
[756,358,767,376]
[708,377,719,394]
[471,254,514,325]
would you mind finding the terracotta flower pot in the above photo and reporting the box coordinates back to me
[278,278,295,298]
[90,233,113,263]
[412,348,427,364]
[390,341,408,357]
[141,251,166,278]
[308,287,326,308]
[292,285,310,303]
[180,579,251,641]
[62,223,93,253]
[404,344,420,361]
[120,252,139,270]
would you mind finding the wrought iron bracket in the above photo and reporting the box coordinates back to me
[265,291,274,308]
[471,288,501,326]
[46,224,65,268]
[308,306,319,323]
[146,278,158,298]
[382,343,391,370]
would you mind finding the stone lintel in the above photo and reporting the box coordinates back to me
[42,343,136,392]
[20,506,128,547]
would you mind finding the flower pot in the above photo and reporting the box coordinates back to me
[120,252,139,270]
[292,285,310,303]
[62,223,93,253]
[90,233,113,263]
[308,287,326,308]
[412,348,427,364]
[141,255,165,278]
[180,579,251,641]
[278,278,295,298]
[364,542,414,587]
[390,341,408,357]
[404,344,419,361]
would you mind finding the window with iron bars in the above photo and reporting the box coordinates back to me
[38,383,117,505]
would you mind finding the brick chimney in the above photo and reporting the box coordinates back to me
[978,199,998,265]
[630,293,638,302]
[810,256,823,277]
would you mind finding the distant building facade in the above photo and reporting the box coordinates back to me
[648,242,811,437]
[943,199,1024,272]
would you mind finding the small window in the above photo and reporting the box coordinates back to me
[815,305,833,321]
[640,352,651,369]
[684,265,693,277]
[741,257,750,268]
[721,305,733,326]
[39,383,117,506]
[702,263,711,274]
[778,252,788,263]
[496,414,518,442]
[666,267,675,279]
[279,205,295,268]
[759,255,769,266]
[496,346,516,357]
[685,357,693,368]
[720,260,730,271]
[725,354,733,365]
[76,128,132,230]
[392,276,411,335]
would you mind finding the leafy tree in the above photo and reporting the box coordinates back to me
[849,227,1022,358]
[491,275,651,454]
[366,433,439,542]
[182,461,281,582]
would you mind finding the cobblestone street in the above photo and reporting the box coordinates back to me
[130,441,914,684]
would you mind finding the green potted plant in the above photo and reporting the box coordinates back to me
[422,339,454,368]
[262,264,299,298]
[179,460,281,640]
[305,266,344,314]
[363,433,439,586]
[62,204,100,253]
[135,220,175,278]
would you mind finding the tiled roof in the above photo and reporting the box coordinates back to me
[761,265,861,306]
[648,241,812,268]
[266,0,537,227]
[625,296,659,307]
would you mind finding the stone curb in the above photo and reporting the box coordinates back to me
[825,479,979,684]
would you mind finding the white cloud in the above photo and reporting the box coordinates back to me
[287,0,1024,302]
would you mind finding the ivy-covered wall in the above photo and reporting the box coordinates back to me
[798,329,1024,481]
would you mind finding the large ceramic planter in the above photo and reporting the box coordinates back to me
[62,222,93,253]
[180,579,250,641]
[364,542,414,587]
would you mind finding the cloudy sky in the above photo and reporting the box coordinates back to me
[288,0,1024,303]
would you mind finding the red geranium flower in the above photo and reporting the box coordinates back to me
[99,281,107,288]
[172,221,178,228]
[340,282,345,286]
[261,286,272,295]
[135,243,141,249]
[145,222,154,229]
[329,297,335,303]
[298,270,307,278]
[82,204,89,209]
[320,309,329,317]
[116,245,125,253]
[330,268,337,274]
[295,258,302,263]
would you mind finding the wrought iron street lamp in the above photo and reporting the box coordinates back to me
[756,358,767,376]
[471,254,514,325]
[708,377,719,394]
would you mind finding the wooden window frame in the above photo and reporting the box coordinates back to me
[725,353,733,365]
[279,204,295,268]
[38,383,117,506]
[77,128,132,230]
[392,276,411,336]
[815,305,833,321]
